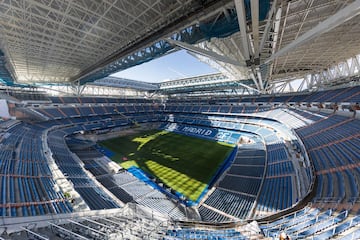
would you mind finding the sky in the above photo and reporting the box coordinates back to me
[111,50,218,83]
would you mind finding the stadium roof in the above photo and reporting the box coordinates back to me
[93,76,158,91]
[0,0,241,84]
[0,0,359,93]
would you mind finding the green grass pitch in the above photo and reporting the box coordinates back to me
[99,130,234,201]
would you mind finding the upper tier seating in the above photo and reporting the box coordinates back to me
[261,111,360,239]
[0,123,72,217]
[163,85,360,105]
[47,127,120,210]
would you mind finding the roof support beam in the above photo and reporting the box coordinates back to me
[250,0,260,59]
[354,56,360,71]
[250,72,260,90]
[234,0,251,65]
[297,77,307,92]
[166,38,244,66]
[266,0,360,63]
[236,77,260,93]
[259,0,278,53]
[256,67,264,90]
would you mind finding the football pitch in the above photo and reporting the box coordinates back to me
[99,130,234,201]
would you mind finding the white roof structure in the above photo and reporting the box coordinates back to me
[0,0,231,83]
[189,0,360,93]
[0,0,359,94]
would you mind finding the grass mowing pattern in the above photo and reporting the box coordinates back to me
[100,130,234,201]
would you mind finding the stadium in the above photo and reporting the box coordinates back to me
[0,0,359,239]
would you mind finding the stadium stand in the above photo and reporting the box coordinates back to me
[0,122,72,217]
[45,124,122,210]
[0,84,358,239]
[165,228,248,239]
[67,140,187,220]
[22,96,312,221]
[259,109,360,239]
